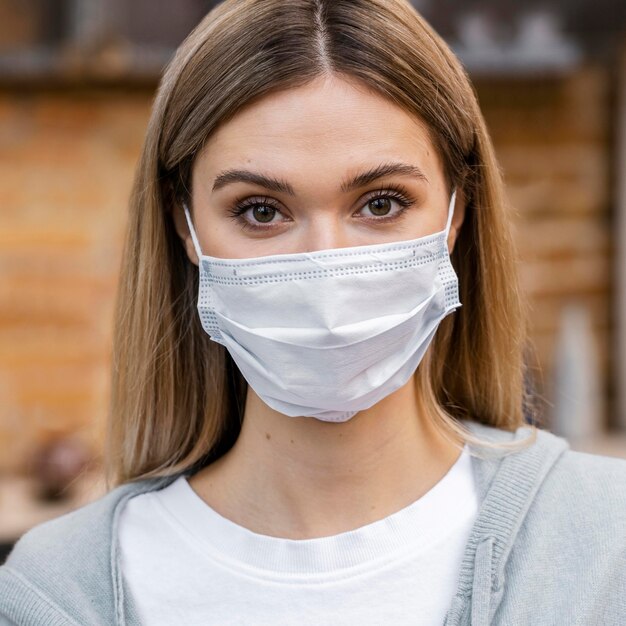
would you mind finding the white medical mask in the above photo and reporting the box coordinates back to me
[182,191,461,422]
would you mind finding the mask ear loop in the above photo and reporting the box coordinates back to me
[182,201,204,259]
[445,189,457,237]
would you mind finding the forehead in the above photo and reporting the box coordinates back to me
[193,74,444,185]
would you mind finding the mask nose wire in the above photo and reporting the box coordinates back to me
[182,201,204,259]
[445,189,457,237]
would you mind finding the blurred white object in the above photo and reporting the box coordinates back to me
[512,11,581,68]
[454,9,581,74]
[552,303,604,442]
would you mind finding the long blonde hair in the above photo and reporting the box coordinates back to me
[105,0,538,490]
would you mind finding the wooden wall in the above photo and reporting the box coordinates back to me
[475,66,613,429]
[0,64,616,473]
[0,88,152,472]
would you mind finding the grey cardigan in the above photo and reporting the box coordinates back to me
[1,420,625,625]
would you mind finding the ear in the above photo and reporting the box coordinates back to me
[171,200,200,266]
[447,188,467,253]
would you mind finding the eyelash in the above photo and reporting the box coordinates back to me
[226,184,417,232]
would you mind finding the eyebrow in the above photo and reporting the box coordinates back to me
[211,161,429,195]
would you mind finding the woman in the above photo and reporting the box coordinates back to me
[1,1,625,624]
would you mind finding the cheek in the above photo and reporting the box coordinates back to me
[198,216,284,260]
[403,208,445,239]
[199,219,246,258]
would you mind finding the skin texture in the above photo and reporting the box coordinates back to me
[172,73,467,540]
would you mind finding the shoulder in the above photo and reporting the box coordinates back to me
[471,418,626,496]
[493,432,626,622]
[448,421,626,624]
[0,474,179,624]
[507,427,626,555]
[466,422,626,617]
[466,419,626,538]
[552,445,626,489]
[4,480,139,569]
[538,446,626,531]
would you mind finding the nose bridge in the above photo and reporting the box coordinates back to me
[301,214,351,252]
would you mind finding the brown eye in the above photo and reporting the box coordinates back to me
[368,197,392,216]
[252,206,277,223]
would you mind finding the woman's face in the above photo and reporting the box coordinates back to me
[175,74,465,261]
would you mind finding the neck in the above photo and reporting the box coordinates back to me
[188,378,464,539]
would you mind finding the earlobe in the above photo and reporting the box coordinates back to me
[171,202,200,266]
[447,225,461,253]
[447,191,467,253]
[185,238,200,267]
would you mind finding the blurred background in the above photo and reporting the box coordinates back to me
[1,0,626,559]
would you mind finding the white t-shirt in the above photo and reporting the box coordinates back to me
[118,445,478,625]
